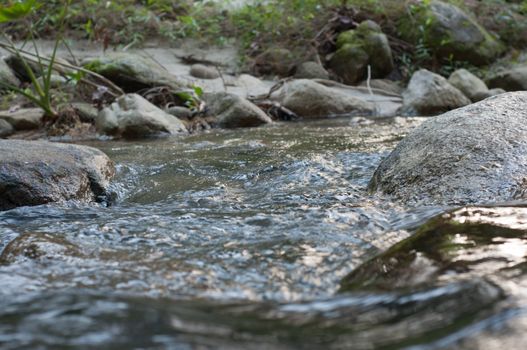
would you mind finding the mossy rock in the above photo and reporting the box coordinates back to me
[329,20,394,84]
[340,206,527,292]
[84,53,186,92]
[398,1,504,66]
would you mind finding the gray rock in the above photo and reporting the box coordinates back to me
[205,92,272,128]
[401,69,471,116]
[329,20,394,84]
[0,108,44,130]
[5,55,73,82]
[272,79,375,118]
[486,66,527,91]
[294,62,329,80]
[190,64,220,79]
[166,106,192,119]
[253,48,295,77]
[71,103,98,123]
[0,58,20,88]
[0,119,13,137]
[83,53,186,92]
[0,140,114,211]
[473,87,506,102]
[448,69,489,102]
[370,92,527,205]
[97,94,188,138]
[358,79,403,95]
[398,1,504,66]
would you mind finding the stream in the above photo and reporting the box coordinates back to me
[1,117,526,349]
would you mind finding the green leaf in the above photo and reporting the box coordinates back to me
[193,85,203,98]
[0,0,39,23]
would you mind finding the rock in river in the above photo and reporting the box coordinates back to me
[0,140,115,211]
[97,93,188,138]
[370,92,527,205]
[400,69,471,116]
[204,92,272,128]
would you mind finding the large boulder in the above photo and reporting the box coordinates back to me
[0,140,115,211]
[0,108,44,130]
[204,92,272,128]
[398,1,504,66]
[486,66,527,91]
[294,61,330,80]
[97,94,188,138]
[0,58,20,88]
[400,69,471,116]
[370,92,527,205]
[329,20,394,84]
[83,53,186,92]
[448,68,489,102]
[271,79,375,118]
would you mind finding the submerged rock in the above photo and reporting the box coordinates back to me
[398,1,504,65]
[0,108,44,130]
[97,93,188,138]
[329,20,394,84]
[400,69,471,116]
[341,206,527,292]
[83,53,186,92]
[204,92,272,128]
[271,79,375,118]
[448,68,489,102]
[0,140,114,211]
[486,66,527,91]
[370,92,527,205]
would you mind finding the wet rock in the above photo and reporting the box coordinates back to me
[97,93,188,138]
[0,140,115,210]
[486,66,527,91]
[448,69,489,102]
[204,92,272,128]
[400,69,471,116]
[398,1,504,66]
[0,57,20,88]
[271,79,375,118]
[358,79,403,95]
[329,20,394,84]
[0,108,44,130]
[71,103,98,123]
[0,232,82,264]
[253,48,295,77]
[294,61,329,80]
[83,53,186,92]
[370,92,527,205]
[0,119,13,137]
[190,64,220,79]
[341,206,527,292]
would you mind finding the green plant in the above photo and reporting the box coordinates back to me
[0,0,71,119]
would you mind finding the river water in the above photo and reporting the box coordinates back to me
[2,117,527,349]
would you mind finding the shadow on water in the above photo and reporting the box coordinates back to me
[2,118,527,348]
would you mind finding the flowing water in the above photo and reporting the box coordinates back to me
[2,118,527,349]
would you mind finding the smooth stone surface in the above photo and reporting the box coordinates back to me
[97,94,188,138]
[190,64,220,79]
[271,79,375,118]
[370,92,527,205]
[0,119,13,137]
[0,140,115,210]
[448,68,489,102]
[294,61,329,80]
[0,57,20,88]
[0,108,44,130]
[486,66,527,91]
[205,92,272,128]
[400,69,471,116]
[83,53,186,92]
